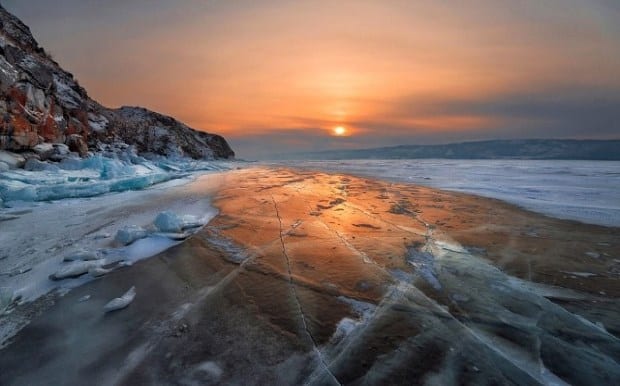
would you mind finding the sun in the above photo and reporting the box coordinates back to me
[333,126,347,136]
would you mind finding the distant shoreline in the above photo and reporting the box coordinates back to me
[271,139,620,161]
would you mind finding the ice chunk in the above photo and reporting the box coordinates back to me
[154,211,202,232]
[115,225,148,245]
[50,261,101,280]
[154,211,184,232]
[103,286,136,312]
[0,151,25,169]
[63,249,101,261]
[180,215,203,229]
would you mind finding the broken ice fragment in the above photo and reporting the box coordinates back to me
[115,225,148,245]
[103,286,136,312]
[154,211,202,233]
[154,211,184,232]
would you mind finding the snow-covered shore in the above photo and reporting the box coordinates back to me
[0,163,236,346]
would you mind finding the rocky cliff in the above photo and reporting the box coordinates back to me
[0,5,234,161]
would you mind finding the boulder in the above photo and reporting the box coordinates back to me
[66,134,88,156]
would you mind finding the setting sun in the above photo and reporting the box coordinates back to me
[333,126,346,136]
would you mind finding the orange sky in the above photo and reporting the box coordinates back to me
[5,0,620,158]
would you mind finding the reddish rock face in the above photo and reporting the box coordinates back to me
[0,5,234,160]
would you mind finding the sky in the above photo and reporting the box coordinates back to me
[4,0,620,159]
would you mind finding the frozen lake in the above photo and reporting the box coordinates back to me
[282,159,620,227]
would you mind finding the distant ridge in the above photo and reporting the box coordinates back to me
[288,139,620,160]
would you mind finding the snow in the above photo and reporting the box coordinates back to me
[53,74,82,109]
[87,113,108,132]
[283,159,620,227]
[103,286,136,312]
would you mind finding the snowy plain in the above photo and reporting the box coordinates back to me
[283,159,620,228]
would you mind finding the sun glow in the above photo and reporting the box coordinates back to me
[333,126,347,136]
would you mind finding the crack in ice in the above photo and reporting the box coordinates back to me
[271,196,342,386]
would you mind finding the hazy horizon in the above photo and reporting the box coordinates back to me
[4,0,619,159]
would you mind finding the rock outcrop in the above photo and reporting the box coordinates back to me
[0,5,234,161]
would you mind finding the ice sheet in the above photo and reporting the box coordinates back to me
[0,153,234,204]
[281,159,620,227]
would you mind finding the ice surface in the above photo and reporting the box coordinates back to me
[103,286,136,312]
[120,236,180,262]
[405,247,442,290]
[283,159,620,227]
